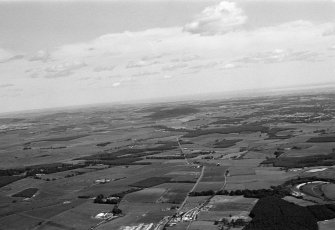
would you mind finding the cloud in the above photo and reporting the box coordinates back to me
[323,26,335,36]
[221,63,238,69]
[43,60,86,78]
[0,49,14,62]
[163,75,173,79]
[0,83,14,88]
[183,1,247,35]
[93,66,115,72]
[132,71,159,77]
[29,50,49,62]
[170,55,201,63]
[189,61,219,70]
[162,63,188,71]
[112,82,120,87]
[0,48,24,63]
[126,60,159,69]
[234,49,321,65]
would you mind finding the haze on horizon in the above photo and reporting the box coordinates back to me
[0,0,335,114]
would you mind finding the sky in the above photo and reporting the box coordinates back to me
[0,0,335,113]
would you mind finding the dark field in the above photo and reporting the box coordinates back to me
[12,188,38,198]
[130,177,172,188]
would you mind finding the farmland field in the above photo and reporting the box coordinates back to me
[1,92,335,229]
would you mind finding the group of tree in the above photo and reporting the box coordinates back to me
[94,194,119,204]
[0,162,88,178]
[189,186,290,199]
[189,190,216,196]
[261,151,335,168]
[93,188,141,204]
[214,218,248,229]
[112,205,122,215]
[243,196,335,230]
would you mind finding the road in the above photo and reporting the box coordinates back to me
[219,172,228,191]
[158,166,205,230]
[177,166,205,213]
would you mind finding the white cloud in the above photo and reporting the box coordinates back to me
[183,1,247,35]
[132,71,159,77]
[29,50,49,62]
[323,25,335,36]
[126,60,159,69]
[0,49,13,62]
[163,75,173,79]
[1,5,335,113]
[0,83,14,88]
[112,82,120,87]
[93,65,115,72]
[222,63,237,69]
[0,48,24,63]
[162,63,188,71]
[43,60,86,78]
[235,48,321,64]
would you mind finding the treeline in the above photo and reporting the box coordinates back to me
[183,125,269,138]
[25,163,87,176]
[152,125,188,133]
[93,188,141,204]
[80,141,179,162]
[189,186,290,198]
[0,162,90,188]
[0,162,88,177]
[146,151,211,160]
[146,156,185,160]
[307,136,335,143]
[85,158,152,166]
[189,190,216,196]
[261,152,335,168]
[96,141,111,147]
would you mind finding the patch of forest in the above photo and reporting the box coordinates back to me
[189,185,290,198]
[243,197,335,230]
[213,139,243,148]
[307,136,335,143]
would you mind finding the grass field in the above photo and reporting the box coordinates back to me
[130,177,172,188]
[189,221,219,230]
[208,196,257,212]
[155,183,194,204]
[319,218,335,230]
[321,184,335,200]
[202,166,229,182]
[123,188,167,203]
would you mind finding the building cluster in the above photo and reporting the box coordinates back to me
[120,223,154,230]
[95,178,111,184]
[167,208,199,226]
[94,212,114,219]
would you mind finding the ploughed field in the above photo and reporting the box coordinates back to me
[1,92,335,229]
